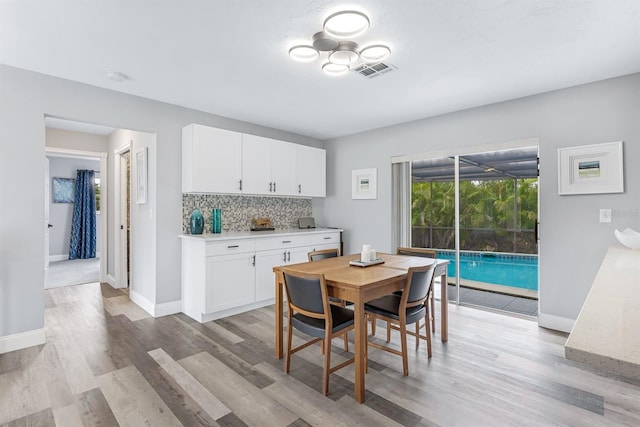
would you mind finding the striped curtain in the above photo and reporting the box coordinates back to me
[69,169,96,259]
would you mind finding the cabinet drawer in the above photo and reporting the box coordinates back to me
[255,235,312,251]
[206,239,256,256]
[312,232,340,246]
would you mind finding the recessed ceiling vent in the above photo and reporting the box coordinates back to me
[352,62,397,78]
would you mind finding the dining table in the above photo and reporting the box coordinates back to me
[273,252,450,403]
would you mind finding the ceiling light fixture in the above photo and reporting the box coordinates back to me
[322,62,350,76]
[107,70,128,82]
[360,44,391,62]
[289,45,320,62]
[288,9,391,77]
[323,10,370,38]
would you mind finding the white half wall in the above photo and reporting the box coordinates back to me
[322,73,640,328]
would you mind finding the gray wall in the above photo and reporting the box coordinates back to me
[47,156,101,258]
[322,72,640,330]
[0,64,322,339]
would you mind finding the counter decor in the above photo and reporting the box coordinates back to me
[189,208,204,234]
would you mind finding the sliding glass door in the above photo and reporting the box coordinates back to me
[405,145,539,316]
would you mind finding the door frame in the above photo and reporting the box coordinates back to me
[44,147,108,284]
[114,142,131,289]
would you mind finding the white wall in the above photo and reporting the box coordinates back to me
[47,156,101,259]
[322,72,640,331]
[0,64,322,343]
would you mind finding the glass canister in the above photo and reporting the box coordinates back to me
[189,209,204,234]
[212,208,222,233]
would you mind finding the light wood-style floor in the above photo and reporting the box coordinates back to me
[1,282,639,426]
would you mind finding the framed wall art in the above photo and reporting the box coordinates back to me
[52,177,75,203]
[352,168,377,199]
[557,141,623,195]
[136,147,148,204]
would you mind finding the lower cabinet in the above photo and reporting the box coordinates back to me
[181,231,340,323]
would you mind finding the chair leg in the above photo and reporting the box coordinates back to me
[430,292,436,333]
[343,331,349,352]
[371,315,377,336]
[386,320,391,342]
[415,321,420,348]
[322,332,332,396]
[399,322,409,376]
[285,317,293,373]
[425,313,432,358]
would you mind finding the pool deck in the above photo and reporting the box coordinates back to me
[447,277,538,300]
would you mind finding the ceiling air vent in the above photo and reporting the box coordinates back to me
[352,62,397,79]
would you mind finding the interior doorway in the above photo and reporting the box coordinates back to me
[44,148,107,289]
[114,146,131,289]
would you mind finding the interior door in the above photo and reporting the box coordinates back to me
[44,156,50,271]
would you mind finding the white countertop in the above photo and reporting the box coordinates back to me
[179,227,342,241]
[565,245,640,379]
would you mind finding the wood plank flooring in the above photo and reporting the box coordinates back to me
[1,282,639,426]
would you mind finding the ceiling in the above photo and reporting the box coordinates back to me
[2,1,639,140]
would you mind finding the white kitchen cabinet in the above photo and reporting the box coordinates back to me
[242,134,297,196]
[181,230,341,322]
[182,124,243,194]
[296,144,326,197]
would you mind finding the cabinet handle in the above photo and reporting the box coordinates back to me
[227,245,239,249]
[252,254,256,266]
[298,184,301,194]
[239,179,242,191]
[287,251,291,262]
[283,251,287,262]
[282,240,291,243]
[273,182,277,192]
[269,182,273,192]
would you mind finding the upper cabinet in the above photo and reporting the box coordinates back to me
[182,124,242,194]
[296,144,326,197]
[182,124,326,197]
[242,134,297,196]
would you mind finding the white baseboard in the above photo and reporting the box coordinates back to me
[538,312,575,333]
[129,290,181,318]
[0,328,46,354]
[49,254,68,262]
[155,300,182,317]
[106,274,118,288]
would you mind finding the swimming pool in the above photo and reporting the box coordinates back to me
[436,251,538,291]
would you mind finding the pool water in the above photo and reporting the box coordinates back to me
[437,252,538,291]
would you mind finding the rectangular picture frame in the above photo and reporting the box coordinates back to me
[52,177,75,203]
[136,147,148,204]
[352,168,377,199]
[557,141,623,195]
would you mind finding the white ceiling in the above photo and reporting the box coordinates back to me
[2,1,639,140]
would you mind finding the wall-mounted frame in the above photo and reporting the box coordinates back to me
[557,141,623,195]
[52,177,75,203]
[352,168,377,199]
[136,147,148,204]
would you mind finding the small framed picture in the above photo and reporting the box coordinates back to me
[352,168,377,199]
[557,141,624,195]
[136,147,148,204]
[52,177,75,203]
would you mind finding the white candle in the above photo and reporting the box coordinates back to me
[361,249,370,262]
[370,249,377,260]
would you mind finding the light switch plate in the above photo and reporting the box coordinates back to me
[599,209,612,223]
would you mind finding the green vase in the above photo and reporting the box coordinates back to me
[189,209,204,234]
[212,208,222,233]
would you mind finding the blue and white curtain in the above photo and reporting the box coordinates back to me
[69,169,96,259]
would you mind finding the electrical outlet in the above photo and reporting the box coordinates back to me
[599,209,612,223]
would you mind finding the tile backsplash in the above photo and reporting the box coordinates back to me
[182,194,312,234]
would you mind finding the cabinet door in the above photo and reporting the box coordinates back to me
[255,249,287,302]
[270,140,297,196]
[183,124,242,193]
[205,253,255,313]
[242,134,272,195]
[296,145,326,197]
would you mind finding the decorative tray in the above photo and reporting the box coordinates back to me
[349,259,385,268]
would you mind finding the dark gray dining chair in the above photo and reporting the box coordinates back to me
[282,268,355,395]
[365,263,436,375]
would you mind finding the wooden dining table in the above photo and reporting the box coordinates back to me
[273,252,450,403]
